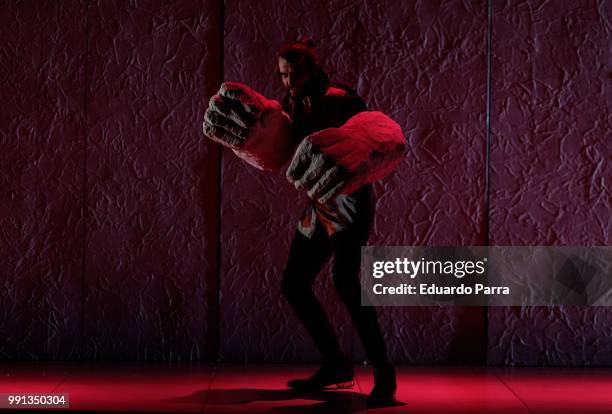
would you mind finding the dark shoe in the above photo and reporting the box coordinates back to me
[287,360,354,390]
[366,364,397,406]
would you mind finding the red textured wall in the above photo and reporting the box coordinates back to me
[488,0,612,365]
[83,0,221,361]
[0,0,85,359]
[0,0,610,364]
[1,0,221,361]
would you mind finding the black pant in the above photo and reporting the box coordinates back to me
[281,189,389,366]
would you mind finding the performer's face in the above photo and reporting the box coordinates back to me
[278,57,311,98]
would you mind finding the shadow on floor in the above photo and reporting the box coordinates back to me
[166,388,404,413]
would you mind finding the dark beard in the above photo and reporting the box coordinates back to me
[290,75,328,102]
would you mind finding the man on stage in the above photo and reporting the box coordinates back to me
[203,39,406,406]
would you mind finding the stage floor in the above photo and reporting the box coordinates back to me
[0,362,611,413]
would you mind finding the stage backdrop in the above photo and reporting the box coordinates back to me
[0,0,609,365]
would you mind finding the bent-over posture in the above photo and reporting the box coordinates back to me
[203,39,406,406]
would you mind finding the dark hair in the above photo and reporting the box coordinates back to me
[278,38,318,66]
[277,38,329,96]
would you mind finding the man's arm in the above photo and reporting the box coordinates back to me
[286,111,406,203]
[203,82,295,171]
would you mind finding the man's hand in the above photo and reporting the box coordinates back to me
[287,111,406,202]
[203,82,293,171]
